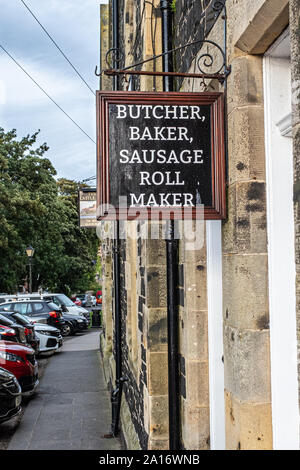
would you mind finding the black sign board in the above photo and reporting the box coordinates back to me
[96,92,226,220]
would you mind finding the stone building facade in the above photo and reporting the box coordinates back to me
[98,0,300,450]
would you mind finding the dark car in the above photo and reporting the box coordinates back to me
[0,312,39,351]
[3,294,91,321]
[42,294,90,320]
[0,301,66,335]
[62,313,89,336]
[0,341,38,395]
[0,314,27,345]
[0,367,22,423]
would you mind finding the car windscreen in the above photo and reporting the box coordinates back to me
[0,314,13,325]
[12,313,33,325]
[47,302,60,311]
[55,295,74,307]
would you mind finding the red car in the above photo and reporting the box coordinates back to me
[96,290,102,305]
[0,341,38,395]
[0,325,20,343]
[70,296,82,307]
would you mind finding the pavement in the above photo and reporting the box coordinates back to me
[7,329,122,450]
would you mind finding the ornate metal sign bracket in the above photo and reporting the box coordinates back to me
[95,1,231,86]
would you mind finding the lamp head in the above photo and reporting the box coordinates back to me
[26,245,35,257]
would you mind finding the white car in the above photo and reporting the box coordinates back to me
[20,315,63,355]
[34,323,63,355]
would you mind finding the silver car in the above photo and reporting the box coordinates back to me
[10,293,90,321]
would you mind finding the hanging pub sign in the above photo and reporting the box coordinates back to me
[78,188,98,228]
[96,91,226,220]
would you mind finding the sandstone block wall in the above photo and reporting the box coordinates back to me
[99,0,297,451]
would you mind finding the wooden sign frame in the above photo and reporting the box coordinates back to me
[96,91,226,220]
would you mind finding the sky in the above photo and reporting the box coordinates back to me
[0,0,108,183]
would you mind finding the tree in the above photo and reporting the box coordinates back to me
[56,178,99,294]
[0,127,99,294]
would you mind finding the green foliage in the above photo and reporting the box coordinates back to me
[0,127,99,294]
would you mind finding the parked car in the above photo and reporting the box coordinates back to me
[70,296,82,306]
[34,324,63,355]
[42,294,90,319]
[0,325,21,344]
[37,326,63,354]
[0,301,66,335]
[0,314,27,345]
[5,294,91,320]
[62,313,89,336]
[96,290,102,305]
[0,311,39,351]
[0,341,38,395]
[0,367,22,423]
[0,295,19,304]
[76,293,96,308]
[13,314,63,356]
[0,300,88,337]
[75,294,85,306]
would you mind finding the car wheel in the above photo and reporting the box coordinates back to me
[61,324,72,337]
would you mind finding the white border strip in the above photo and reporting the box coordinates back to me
[263,31,300,449]
[206,220,225,449]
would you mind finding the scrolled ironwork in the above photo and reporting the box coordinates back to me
[212,0,225,13]
[105,48,125,69]
[196,39,226,75]
[97,0,230,83]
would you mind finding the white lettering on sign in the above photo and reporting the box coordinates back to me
[119,149,203,165]
[129,126,190,141]
[130,193,194,207]
[115,103,208,208]
[139,171,185,186]
[116,104,205,120]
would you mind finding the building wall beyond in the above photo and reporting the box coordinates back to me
[99,0,298,450]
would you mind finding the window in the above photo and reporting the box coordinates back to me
[47,302,60,311]
[49,297,61,307]
[0,303,13,312]
[13,303,32,315]
[32,303,45,314]
[55,295,74,307]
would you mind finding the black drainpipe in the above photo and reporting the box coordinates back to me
[110,0,127,437]
[111,220,125,436]
[112,0,119,91]
[160,0,180,451]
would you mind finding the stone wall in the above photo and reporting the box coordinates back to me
[119,221,170,450]
[173,0,226,84]
[100,0,297,451]
[100,1,167,451]
[178,223,210,450]
[119,225,149,449]
[178,0,289,450]
[223,50,272,450]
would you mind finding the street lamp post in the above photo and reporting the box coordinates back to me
[26,245,35,294]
